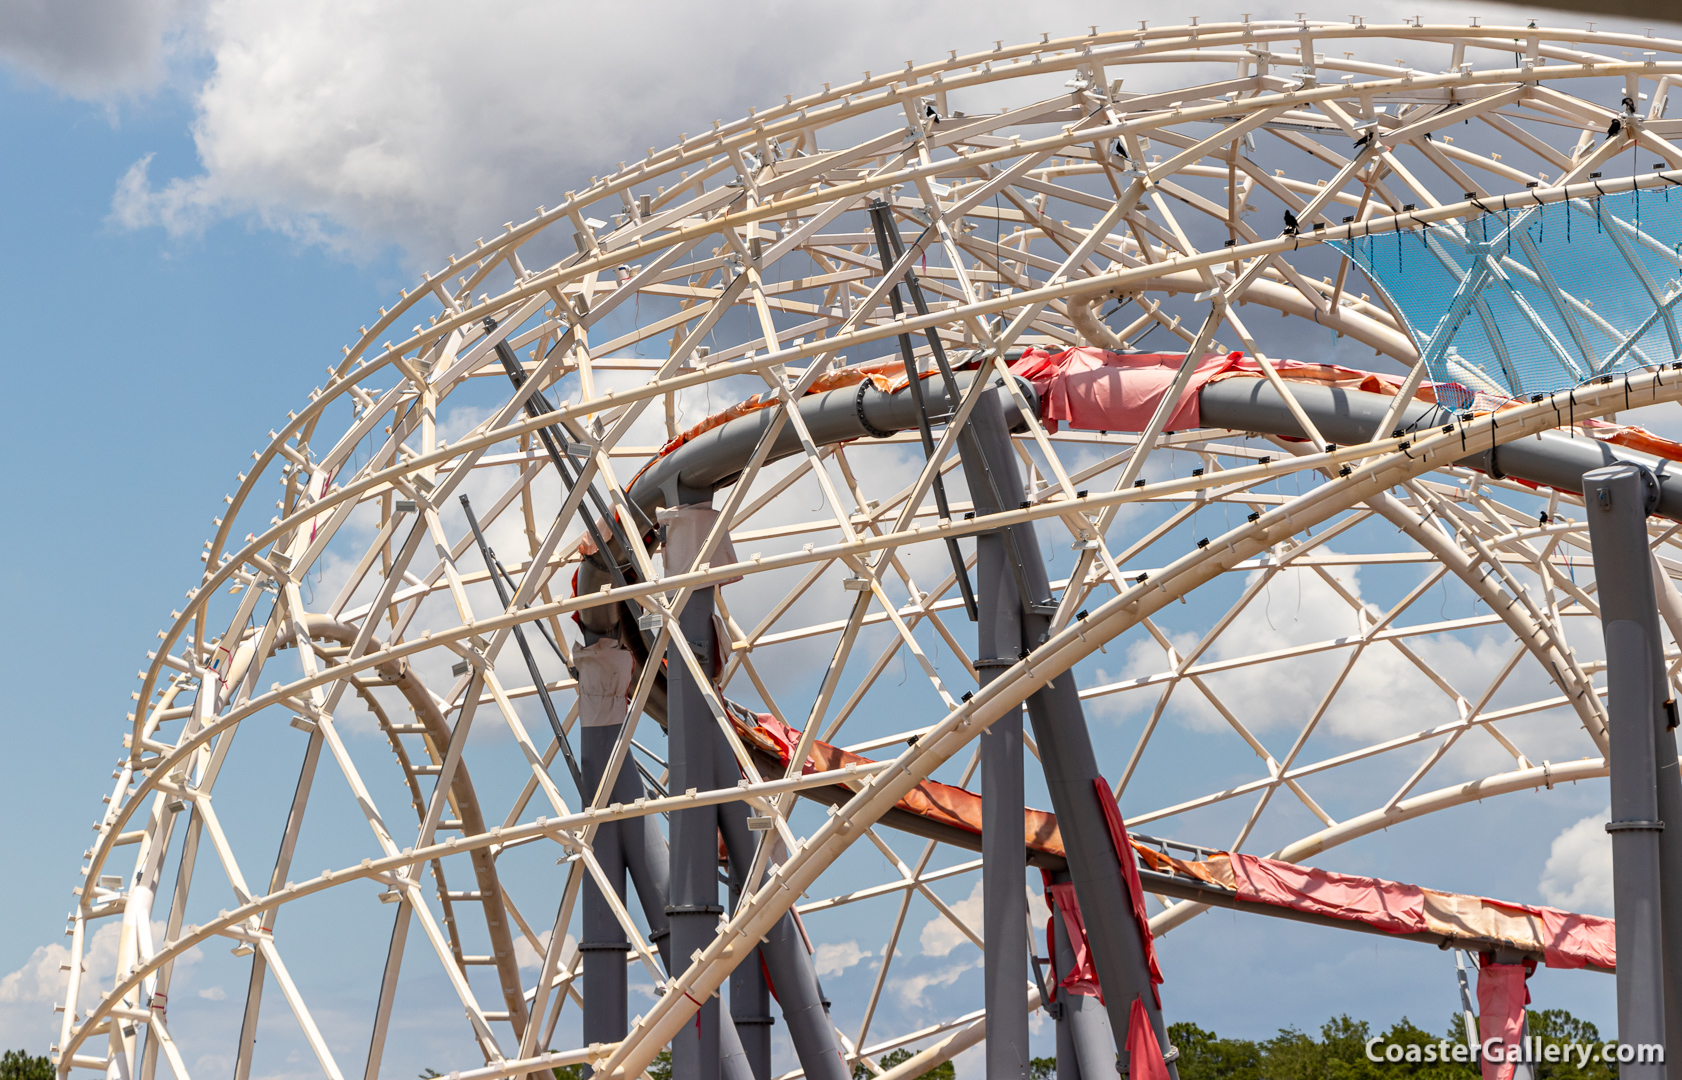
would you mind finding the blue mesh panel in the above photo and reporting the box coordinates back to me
[1331,187,1682,406]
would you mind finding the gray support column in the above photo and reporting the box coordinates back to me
[576,641,637,1045]
[728,883,773,1080]
[976,485,1030,1079]
[1584,463,1667,1080]
[715,759,849,1080]
[668,574,722,1080]
[958,386,1176,1077]
[719,1010,755,1080]
[1051,872,1118,1080]
[1645,557,1682,1075]
[580,724,631,1044]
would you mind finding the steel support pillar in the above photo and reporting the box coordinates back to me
[1585,463,1667,1080]
[580,723,632,1044]
[959,386,1176,1077]
[668,570,723,1080]
[729,882,773,1080]
[1051,871,1118,1080]
[717,779,849,1080]
[976,483,1030,1079]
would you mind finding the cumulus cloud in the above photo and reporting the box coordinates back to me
[95,0,1491,263]
[0,920,202,1049]
[813,940,871,977]
[512,929,577,972]
[0,0,201,99]
[1539,808,1614,915]
[1094,558,1533,760]
[918,878,1046,958]
[893,957,977,1009]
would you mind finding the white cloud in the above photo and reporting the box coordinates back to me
[197,985,226,1000]
[920,879,983,958]
[0,920,202,1048]
[893,957,978,1009]
[917,878,1046,958]
[0,0,200,99]
[94,0,1484,263]
[1539,808,1614,916]
[1093,558,1549,770]
[512,929,577,972]
[813,940,871,977]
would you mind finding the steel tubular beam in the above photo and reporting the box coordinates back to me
[1585,463,1667,1079]
[580,723,633,1045]
[958,386,1177,1077]
[667,566,724,1080]
[975,455,1031,1079]
[1199,378,1682,517]
[727,888,773,1080]
[716,781,849,1080]
[1050,870,1118,1080]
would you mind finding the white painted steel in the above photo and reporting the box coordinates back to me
[57,20,1682,1080]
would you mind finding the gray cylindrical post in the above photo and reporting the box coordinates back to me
[716,778,849,1080]
[958,386,1176,1077]
[1645,556,1682,1069]
[1051,872,1118,1080]
[1585,463,1667,1080]
[581,724,631,1044]
[728,884,773,1080]
[977,484,1031,1079]
[720,1006,755,1080]
[668,573,722,1080]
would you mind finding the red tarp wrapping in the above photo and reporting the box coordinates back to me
[1476,962,1531,1080]
[1040,876,1102,1000]
[1229,852,1428,935]
[731,713,1616,970]
[1095,780,1164,1004]
[1127,995,1172,1080]
[1008,348,1245,433]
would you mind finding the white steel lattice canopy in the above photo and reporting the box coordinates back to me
[62,17,1682,1080]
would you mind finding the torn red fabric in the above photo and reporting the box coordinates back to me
[1126,995,1172,1080]
[1009,348,1245,433]
[1039,873,1102,1001]
[1473,898,1617,972]
[1228,852,1428,935]
[1094,779,1164,1005]
[1007,346,1448,434]
[1476,962,1531,1080]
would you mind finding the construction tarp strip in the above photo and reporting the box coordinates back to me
[737,712,1616,970]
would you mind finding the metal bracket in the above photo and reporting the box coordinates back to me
[1606,819,1666,832]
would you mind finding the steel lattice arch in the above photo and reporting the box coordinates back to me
[61,17,1682,1080]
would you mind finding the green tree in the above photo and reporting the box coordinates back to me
[648,1050,672,1080]
[0,1052,53,1080]
[1030,1057,1057,1080]
[851,1048,952,1080]
[1170,1021,1263,1080]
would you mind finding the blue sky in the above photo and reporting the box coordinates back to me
[5,0,1674,1070]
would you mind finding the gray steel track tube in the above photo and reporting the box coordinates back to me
[959,388,1177,1077]
[668,562,723,1080]
[976,465,1031,1078]
[1586,464,1667,1080]
[1198,379,1682,518]
[1051,870,1118,1080]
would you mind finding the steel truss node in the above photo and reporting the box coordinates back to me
[61,19,1682,1080]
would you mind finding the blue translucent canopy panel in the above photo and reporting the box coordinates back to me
[1332,187,1682,403]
